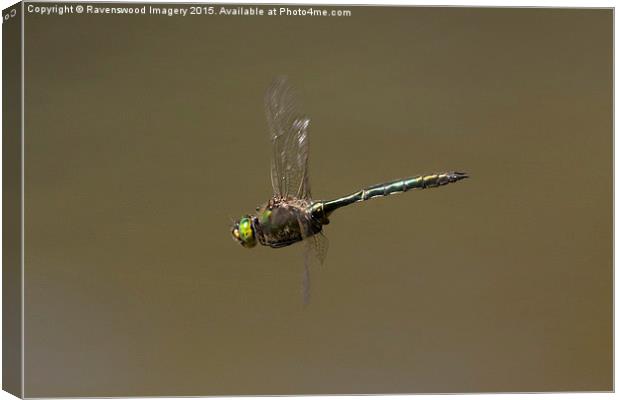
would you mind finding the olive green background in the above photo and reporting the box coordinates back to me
[23,4,612,396]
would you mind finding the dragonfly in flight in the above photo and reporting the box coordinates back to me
[231,77,468,303]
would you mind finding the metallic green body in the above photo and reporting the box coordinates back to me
[248,171,468,249]
[310,171,468,223]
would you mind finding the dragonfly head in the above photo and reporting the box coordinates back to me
[231,216,257,248]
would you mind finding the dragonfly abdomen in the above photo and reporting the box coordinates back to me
[316,171,468,217]
[369,171,468,196]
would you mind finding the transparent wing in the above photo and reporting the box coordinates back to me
[296,213,329,305]
[311,232,329,265]
[265,77,312,200]
[301,240,313,306]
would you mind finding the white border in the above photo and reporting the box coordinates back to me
[20,0,24,397]
[0,1,615,400]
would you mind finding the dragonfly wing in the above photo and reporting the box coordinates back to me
[311,232,329,265]
[265,77,312,200]
[297,213,328,305]
[302,239,312,305]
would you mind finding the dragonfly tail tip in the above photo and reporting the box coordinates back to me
[452,171,469,180]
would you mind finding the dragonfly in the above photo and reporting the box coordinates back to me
[231,77,468,303]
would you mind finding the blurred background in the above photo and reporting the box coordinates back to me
[23,5,611,396]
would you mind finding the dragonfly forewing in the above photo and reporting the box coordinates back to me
[265,77,312,200]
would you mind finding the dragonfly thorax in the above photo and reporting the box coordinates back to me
[244,197,322,249]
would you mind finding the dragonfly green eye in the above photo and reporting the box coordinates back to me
[231,216,256,248]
